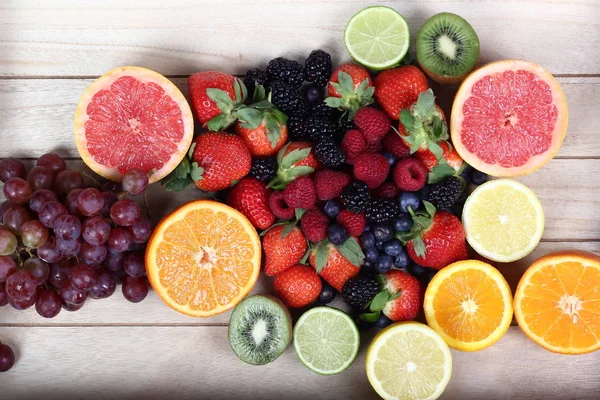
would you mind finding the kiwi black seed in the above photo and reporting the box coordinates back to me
[416,12,480,84]
[228,295,292,365]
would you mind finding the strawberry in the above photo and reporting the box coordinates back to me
[414,141,465,182]
[340,129,367,164]
[269,142,321,189]
[188,72,247,131]
[300,209,329,243]
[353,107,390,144]
[227,177,275,230]
[336,210,366,237]
[399,201,468,270]
[273,264,322,308]
[314,170,351,201]
[325,63,374,119]
[374,65,428,120]
[309,241,362,291]
[263,225,308,276]
[381,270,422,321]
[235,109,288,157]
[383,132,410,160]
[353,152,389,189]
[190,132,252,192]
[283,176,316,209]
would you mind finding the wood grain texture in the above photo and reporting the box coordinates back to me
[0,326,599,400]
[0,77,598,158]
[0,0,598,76]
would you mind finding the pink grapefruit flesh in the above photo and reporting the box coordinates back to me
[74,66,193,184]
[451,60,568,177]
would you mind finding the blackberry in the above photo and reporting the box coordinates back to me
[304,50,332,87]
[304,116,338,142]
[269,80,309,117]
[266,57,305,87]
[341,180,371,213]
[342,276,380,309]
[243,68,268,97]
[365,199,401,223]
[425,176,464,211]
[311,102,334,119]
[248,158,277,182]
[314,137,345,168]
[287,116,307,140]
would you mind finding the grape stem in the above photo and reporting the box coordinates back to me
[143,191,152,220]
[14,248,23,267]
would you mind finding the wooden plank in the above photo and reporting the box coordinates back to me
[0,326,598,399]
[0,1,598,76]
[0,77,597,158]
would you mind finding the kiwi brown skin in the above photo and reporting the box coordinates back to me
[418,51,480,85]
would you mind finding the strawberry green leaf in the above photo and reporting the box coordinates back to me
[428,140,444,161]
[324,97,344,108]
[362,87,375,102]
[428,163,456,184]
[375,274,386,287]
[207,113,232,132]
[359,311,380,323]
[174,157,191,179]
[271,108,288,125]
[423,201,436,217]
[277,143,290,165]
[187,142,196,159]
[411,236,427,257]
[432,117,446,141]
[315,240,330,274]
[336,71,355,94]
[355,78,370,96]
[206,88,235,112]
[163,177,192,192]
[264,114,282,148]
[237,107,264,129]
[414,89,435,118]
[281,148,311,170]
[299,248,310,265]
[252,100,272,110]
[370,290,391,312]
[253,85,267,103]
[389,289,402,301]
[295,208,307,221]
[189,162,204,182]
[336,236,364,267]
[286,166,314,179]
[399,109,415,131]
[281,223,295,239]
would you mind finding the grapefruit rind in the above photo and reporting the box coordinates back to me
[145,200,261,318]
[514,251,600,355]
[451,60,568,177]
[74,66,194,184]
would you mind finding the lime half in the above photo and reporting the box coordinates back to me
[344,6,410,70]
[293,307,360,375]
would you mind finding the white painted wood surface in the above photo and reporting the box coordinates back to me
[1,1,599,399]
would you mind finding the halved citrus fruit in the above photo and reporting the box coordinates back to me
[451,60,568,177]
[74,66,193,183]
[424,260,513,352]
[514,251,600,354]
[145,200,261,317]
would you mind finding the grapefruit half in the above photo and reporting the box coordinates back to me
[74,66,194,184]
[451,60,567,177]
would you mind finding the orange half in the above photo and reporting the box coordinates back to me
[514,251,600,354]
[145,200,261,317]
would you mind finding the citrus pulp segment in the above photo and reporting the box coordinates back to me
[514,251,600,354]
[366,322,452,400]
[451,60,568,177]
[293,307,360,375]
[462,179,544,262]
[424,260,513,352]
[145,200,261,317]
[74,66,194,183]
[344,6,410,70]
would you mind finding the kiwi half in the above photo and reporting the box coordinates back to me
[228,295,292,365]
[416,12,480,84]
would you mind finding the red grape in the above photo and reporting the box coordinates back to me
[3,177,32,204]
[5,270,37,301]
[3,205,31,234]
[82,216,111,245]
[64,188,83,215]
[0,343,15,372]
[0,201,12,223]
[0,228,17,256]
[39,201,67,228]
[129,216,152,243]
[77,188,104,216]
[0,158,26,182]
[36,153,66,175]
[23,257,50,285]
[79,242,107,266]
[60,280,87,306]
[109,268,128,284]
[89,271,116,299]
[100,191,118,217]
[0,282,8,306]
[53,214,81,241]
[9,291,37,310]
[54,170,84,197]
[21,219,49,248]
[102,252,125,272]
[69,262,97,291]
[35,287,62,319]
[37,237,61,263]
[62,301,83,312]
[29,189,59,214]
[122,276,148,303]
[107,228,132,252]
[122,169,149,195]
[0,256,17,282]
[27,166,54,190]
[55,237,81,258]
[110,199,140,227]
[49,259,72,288]
[124,252,146,278]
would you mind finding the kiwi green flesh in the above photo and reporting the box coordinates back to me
[416,12,480,78]
[228,295,292,365]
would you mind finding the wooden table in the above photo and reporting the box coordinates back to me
[1,1,599,398]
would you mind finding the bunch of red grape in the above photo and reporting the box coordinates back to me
[0,154,153,322]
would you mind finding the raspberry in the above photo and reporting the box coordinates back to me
[283,176,317,209]
[353,152,389,189]
[341,129,367,165]
[336,210,366,236]
[383,132,410,160]
[354,107,390,144]
[314,170,351,201]
[300,209,329,243]
[268,190,294,220]
[372,182,399,199]
[393,158,427,191]
[365,139,383,153]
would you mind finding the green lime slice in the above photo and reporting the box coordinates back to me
[344,6,410,70]
[293,307,360,375]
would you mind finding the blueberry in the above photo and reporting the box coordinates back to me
[303,84,323,105]
[376,254,393,273]
[393,249,409,269]
[327,223,348,245]
[365,247,379,263]
[360,232,375,248]
[323,199,342,218]
[318,282,336,304]
[383,239,402,256]
[362,260,375,272]
[393,214,413,232]
[355,317,375,332]
[472,169,488,185]
[382,152,397,166]
[398,192,421,213]
[460,164,473,183]
[373,222,393,242]
[376,313,393,328]
[363,224,372,233]
[375,240,385,251]
[409,263,430,281]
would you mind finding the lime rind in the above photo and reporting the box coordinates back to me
[344,6,410,70]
